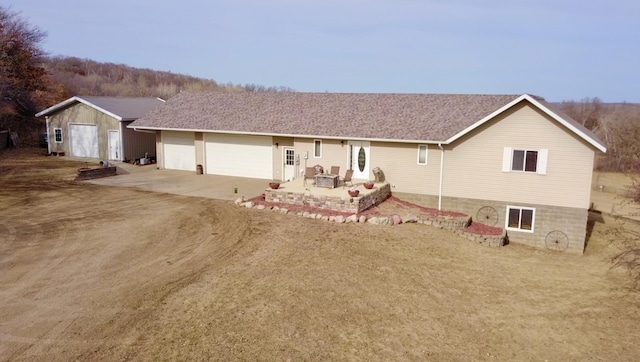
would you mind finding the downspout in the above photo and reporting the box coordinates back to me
[45,116,51,155]
[438,143,444,211]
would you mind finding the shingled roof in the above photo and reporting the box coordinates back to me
[36,96,165,121]
[129,91,606,151]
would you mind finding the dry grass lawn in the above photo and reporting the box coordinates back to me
[1,148,639,361]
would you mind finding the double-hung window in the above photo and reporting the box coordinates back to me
[54,128,63,143]
[313,140,322,158]
[502,147,548,174]
[506,206,535,232]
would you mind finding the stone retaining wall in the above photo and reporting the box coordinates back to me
[265,183,392,214]
[237,197,508,247]
[75,166,117,181]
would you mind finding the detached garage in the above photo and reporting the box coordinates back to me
[205,134,273,178]
[36,96,164,161]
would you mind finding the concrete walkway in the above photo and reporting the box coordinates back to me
[85,161,271,201]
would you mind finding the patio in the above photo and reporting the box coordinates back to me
[264,177,391,214]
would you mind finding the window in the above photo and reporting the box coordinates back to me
[512,149,537,172]
[417,145,428,165]
[506,206,535,232]
[313,140,322,158]
[54,128,63,143]
[502,147,548,175]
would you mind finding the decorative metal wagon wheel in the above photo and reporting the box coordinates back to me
[545,230,569,251]
[476,206,499,226]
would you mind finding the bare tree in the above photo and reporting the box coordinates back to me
[560,97,602,130]
[0,6,47,118]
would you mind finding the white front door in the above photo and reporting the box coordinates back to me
[282,147,295,181]
[108,130,119,160]
[349,141,370,180]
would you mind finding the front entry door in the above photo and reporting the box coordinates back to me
[348,141,370,180]
[108,130,120,160]
[283,147,295,181]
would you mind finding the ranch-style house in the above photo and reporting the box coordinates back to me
[128,91,605,254]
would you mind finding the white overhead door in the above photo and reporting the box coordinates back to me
[205,133,273,179]
[162,131,196,171]
[69,124,99,158]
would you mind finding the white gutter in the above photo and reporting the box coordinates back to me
[438,143,444,211]
[125,125,445,145]
[132,128,156,134]
[45,116,51,155]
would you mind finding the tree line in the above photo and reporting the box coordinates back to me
[0,6,291,140]
[1,5,639,172]
[557,98,640,172]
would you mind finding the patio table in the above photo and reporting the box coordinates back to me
[315,174,339,188]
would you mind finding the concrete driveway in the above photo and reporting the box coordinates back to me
[86,161,271,201]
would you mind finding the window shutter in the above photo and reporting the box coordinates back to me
[537,149,548,175]
[502,147,512,172]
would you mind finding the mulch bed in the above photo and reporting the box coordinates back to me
[247,194,505,238]
[248,194,466,219]
[463,222,504,236]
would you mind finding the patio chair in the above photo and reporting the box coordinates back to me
[330,166,340,175]
[304,167,316,186]
[341,169,354,188]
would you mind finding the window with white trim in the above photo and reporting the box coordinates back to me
[502,147,548,175]
[417,145,428,165]
[54,128,63,143]
[313,140,322,158]
[506,206,535,232]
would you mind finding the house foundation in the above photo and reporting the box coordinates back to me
[394,192,589,254]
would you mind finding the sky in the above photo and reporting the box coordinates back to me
[8,0,640,102]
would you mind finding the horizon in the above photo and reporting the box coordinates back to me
[10,0,640,103]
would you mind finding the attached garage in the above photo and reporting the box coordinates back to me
[162,131,196,171]
[205,133,273,179]
[69,124,99,158]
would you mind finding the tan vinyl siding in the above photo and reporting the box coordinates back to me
[121,121,156,161]
[294,138,349,175]
[195,132,204,167]
[443,102,595,209]
[155,131,163,168]
[371,142,440,195]
[47,103,119,159]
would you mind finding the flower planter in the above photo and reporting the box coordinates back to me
[269,182,280,189]
[363,181,374,189]
[348,189,360,197]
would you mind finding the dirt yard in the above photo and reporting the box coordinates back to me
[1,148,639,361]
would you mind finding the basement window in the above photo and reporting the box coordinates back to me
[506,206,535,232]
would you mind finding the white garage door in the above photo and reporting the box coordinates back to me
[205,133,273,179]
[69,124,99,158]
[162,131,196,171]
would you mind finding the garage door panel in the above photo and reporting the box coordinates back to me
[69,124,99,158]
[163,131,196,171]
[205,134,272,179]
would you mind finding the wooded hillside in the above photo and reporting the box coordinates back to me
[42,56,293,101]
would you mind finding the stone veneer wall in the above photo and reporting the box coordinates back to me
[393,192,589,254]
[265,184,392,214]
